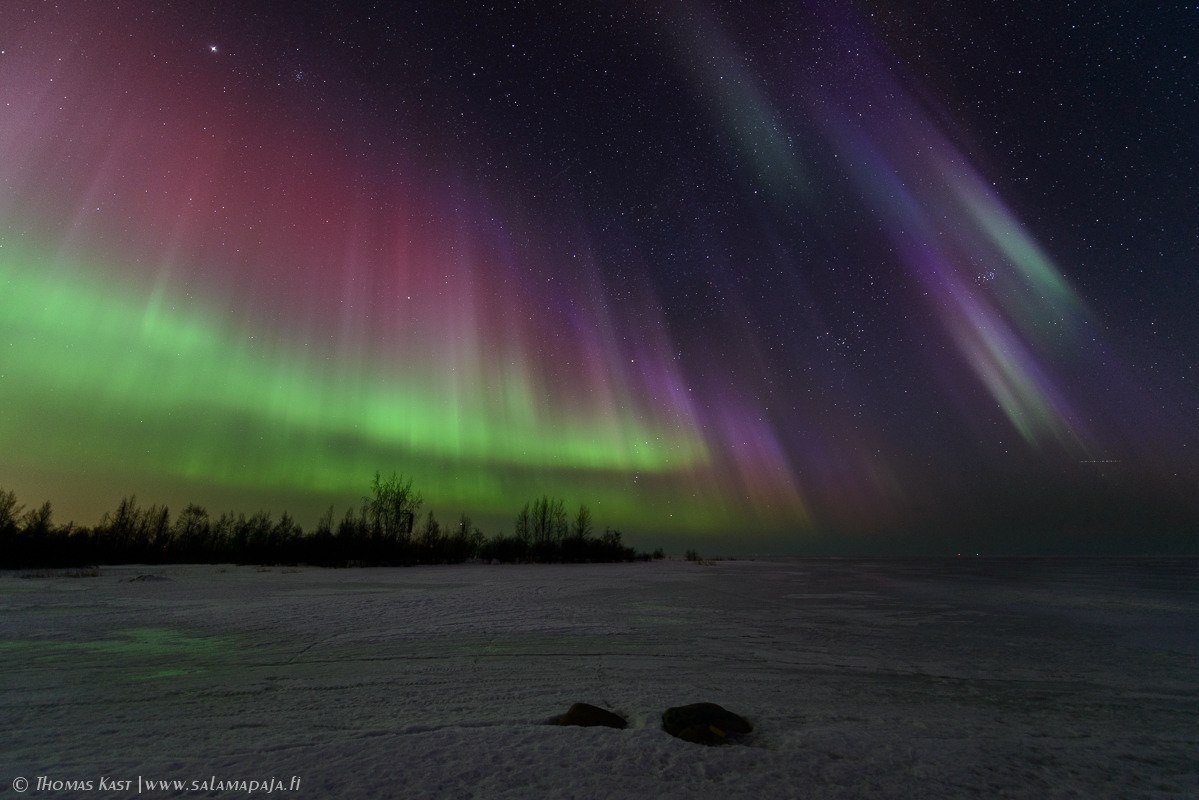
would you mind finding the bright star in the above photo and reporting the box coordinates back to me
[209,44,218,54]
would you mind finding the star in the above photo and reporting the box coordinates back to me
[209,44,219,54]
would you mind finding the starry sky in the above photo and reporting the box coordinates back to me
[1,1,1196,554]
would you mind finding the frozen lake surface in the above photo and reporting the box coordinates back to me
[3,558,1197,798]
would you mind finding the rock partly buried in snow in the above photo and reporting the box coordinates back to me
[662,702,752,745]
[548,703,628,729]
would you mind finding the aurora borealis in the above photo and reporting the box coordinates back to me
[1,1,1196,552]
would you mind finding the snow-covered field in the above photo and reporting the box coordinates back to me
[3,558,1196,798]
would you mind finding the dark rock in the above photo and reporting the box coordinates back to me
[662,702,752,745]
[127,574,171,582]
[548,702,627,729]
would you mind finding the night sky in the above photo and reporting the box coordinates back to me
[1,1,1196,554]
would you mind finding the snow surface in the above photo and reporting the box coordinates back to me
[2,558,1196,798]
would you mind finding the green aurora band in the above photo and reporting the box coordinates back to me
[1,240,799,533]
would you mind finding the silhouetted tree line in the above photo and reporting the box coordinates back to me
[0,475,666,569]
